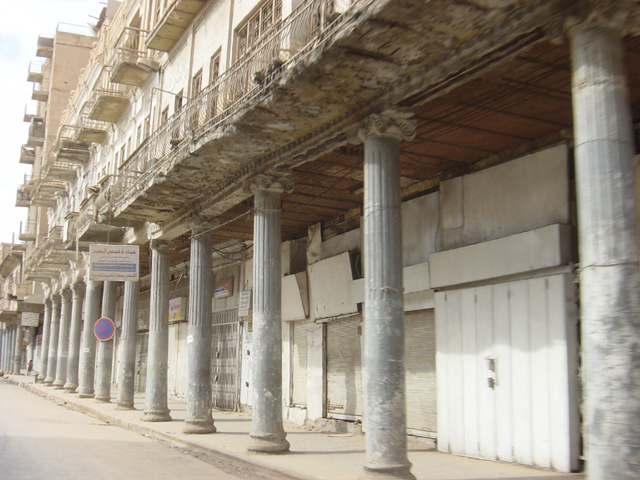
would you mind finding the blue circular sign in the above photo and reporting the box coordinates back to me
[94,317,115,341]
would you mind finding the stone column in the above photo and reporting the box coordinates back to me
[360,112,415,479]
[0,328,5,374]
[570,24,640,480]
[44,294,61,384]
[27,327,35,370]
[117,281,139,410]
[39,298,52,380]
[78,281,102,398]
[12,325,23,374]
[143,240,172,422]
[247,175,292,453]
[53,288,72,388]
[184,218,216,434]
[64,282,86,391]
[95,281,117,402]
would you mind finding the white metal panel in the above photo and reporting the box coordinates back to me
[167,322,188,398]
[435,274,579,472]
[405,310,437,433]
[308,253,358,320]
[282,273,307,321]
[326,314,362,418]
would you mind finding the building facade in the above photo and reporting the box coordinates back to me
[10,0,640,478]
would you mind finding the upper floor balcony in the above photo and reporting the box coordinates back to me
[24,225,76,282]
[146,0,208,52]
[87,68,131,123]
[76,111,109,143]
[52,125,91,164]
[110,27,159,86]
[32,80,49,102]
[27,118,45,147]
[30,175,66,209]
[23,102,39,123]
[27,59,45,83]
[36,35,54,58]
[19,145,36,165]
[16,176,33,208]
[18,219,37,242]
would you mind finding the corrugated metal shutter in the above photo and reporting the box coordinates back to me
[291,320,308,405]
[135,332,148,393]
[327,314,362,419]
[405,309,437,434]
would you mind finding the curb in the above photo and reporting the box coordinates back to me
[10,377,308,480]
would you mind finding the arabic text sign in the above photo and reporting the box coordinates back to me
[89,244,140,281]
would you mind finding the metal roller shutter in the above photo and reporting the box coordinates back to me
[405,309,437,435]
[326,314,362,419]
[135,332,148,393]
[211,309,240,411]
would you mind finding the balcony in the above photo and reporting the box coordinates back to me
[87,69,130,123]
[19,145,36,165]
[110,28,159,86]
[23,102,39,123]
[36,35,54,58]
[30,175,65,208]
[53,125,91,163]
[16,179,32,208]
[76,113,109,143]
[147,0,208,52]
[27,59,45,83]
[19,220,37,242]
[24,226,78,282]
[32,80,49,102]
[27,118,45,147]
[75,191,126,244]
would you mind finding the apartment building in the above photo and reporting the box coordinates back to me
[11,0,640,478]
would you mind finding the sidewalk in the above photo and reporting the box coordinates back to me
[6,374,585,480]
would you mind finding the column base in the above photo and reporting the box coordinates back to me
[94,395,111,403]
[63,382,78,392]
[361,463,416,480]
[78,392,95,398]
[247,432,290,453]
[53,382,66,389]
[116,402,135,411]
[142,409,172,422]
[43,377,55,384]
[184,419,217,434]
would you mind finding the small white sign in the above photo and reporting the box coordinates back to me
[21,312,39,327]
[89,244,140,281]
[238,290,251,317]
[169,297,186,321]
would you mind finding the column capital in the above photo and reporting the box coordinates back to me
[44,298,52,309]
[250,174,294,194]
[185,215,219,235]
[61,288,73,303]
[150,239,174,253]
[562,2,640,40]
[51,293,62,308]
[72,282,86,299]
[358,110,416,143]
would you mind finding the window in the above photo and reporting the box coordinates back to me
[235,0,283,62]
[210,52,221,85]
[144,115,151,139]
[120,145,126,165]
[192,69,202,97]
[174,89,184,114]
[161,107,169,124]
[137,125,142,147]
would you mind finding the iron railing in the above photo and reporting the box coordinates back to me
[111,0,363,210]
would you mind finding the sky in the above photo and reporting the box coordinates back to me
[0,0,104,244]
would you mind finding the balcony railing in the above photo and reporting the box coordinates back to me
[19,145,36,165]
[52,125,91,163]
[27,118,45,147]
[76,112,109,143]
[32,80,49,102]
[87,68,131,123]
[110,27,159,86]
[146,0,208,52]
[27,59,45,83]
[16,179,31,208]
[112,0,363,208]
[19,220,37,242]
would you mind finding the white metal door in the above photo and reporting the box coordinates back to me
[211,309,240,410]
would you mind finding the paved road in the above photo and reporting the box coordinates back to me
[0,380,268,480]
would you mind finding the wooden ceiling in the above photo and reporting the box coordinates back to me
[140,37,640,275]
